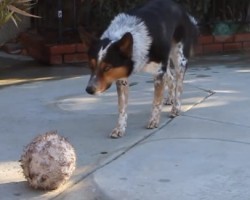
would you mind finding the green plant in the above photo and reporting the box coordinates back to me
[80,0,146,35]
[80,0,211,34]
[0,0,39,28]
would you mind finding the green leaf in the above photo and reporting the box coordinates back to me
[7,4,40,18]
[10,14,18,27]
[0,0,40,27]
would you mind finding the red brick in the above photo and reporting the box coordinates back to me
[27,47,48,63]
[76,43,89,52]
[48,44,76,55]
[223,42,242,51]
[193,45,203,55]
[20,32,44,46]
[214,35,234,43]
[203,44,223,54]
[49,55,63,65]
[64,53,88,63]
[198,35,214,44]
[243,42,250,50]
[234,33,250,42]
[20,32,49,63]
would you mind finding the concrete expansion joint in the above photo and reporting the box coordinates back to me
[141,137,250,146]
[52,83,216,199]
[182,86,215,114]
[181,86,250,128]
[51,118,175,200]
[185,83,216,95]
[182,114,250,129]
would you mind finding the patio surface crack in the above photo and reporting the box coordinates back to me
[51,85,216,200]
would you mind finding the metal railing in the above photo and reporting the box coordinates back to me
[32,0,80,43]
[31,0,250,39]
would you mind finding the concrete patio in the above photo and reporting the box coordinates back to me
[0,52,250,200]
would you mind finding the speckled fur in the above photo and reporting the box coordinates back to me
[110,79,128,138]
[20,131,76,190]
[101,13,152,72]
[147,72,166,129]
[167,42,187,117]
[86,0,198,138]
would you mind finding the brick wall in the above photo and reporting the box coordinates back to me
[21,32,250,65]
[47,43,88,64]
[195,33,250,55]
[20,32,89,65]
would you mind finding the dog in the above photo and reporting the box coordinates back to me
[85,0,198,138]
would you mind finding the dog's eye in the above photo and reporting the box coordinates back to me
[103,65,112,72]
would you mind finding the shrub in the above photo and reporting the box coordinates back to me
[0,0,39,28]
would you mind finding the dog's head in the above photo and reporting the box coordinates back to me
[86,32,134,95]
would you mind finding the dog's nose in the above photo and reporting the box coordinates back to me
[85,86,96,95]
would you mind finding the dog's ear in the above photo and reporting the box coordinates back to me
[78,26,99,51]
[118,32,133,58]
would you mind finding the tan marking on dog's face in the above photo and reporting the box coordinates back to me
[87,59,129,94]
[98,64,129,92]
[103,65,129,82]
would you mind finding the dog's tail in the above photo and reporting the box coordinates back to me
[183,14,200,58]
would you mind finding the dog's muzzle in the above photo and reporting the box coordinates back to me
[85,85,96,95]
[85,75,98,95]
[86,75,112,95]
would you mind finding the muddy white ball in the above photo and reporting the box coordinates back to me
[20,131,76,190]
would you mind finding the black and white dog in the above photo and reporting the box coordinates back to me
[86,0,198,138]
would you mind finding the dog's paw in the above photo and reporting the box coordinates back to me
[147,117,160,129]
[163,97,173,105]
[169,107,180,118]
[110,128,126,139]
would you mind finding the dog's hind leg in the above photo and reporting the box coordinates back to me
[169,42,187,118]
[164,60,175,105]
[110,79,129,138]
[147,70,166,129]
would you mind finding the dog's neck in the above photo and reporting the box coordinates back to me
[101,13,152,73]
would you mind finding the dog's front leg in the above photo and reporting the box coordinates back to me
[110,79,128,138]
[147,72,166,129]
